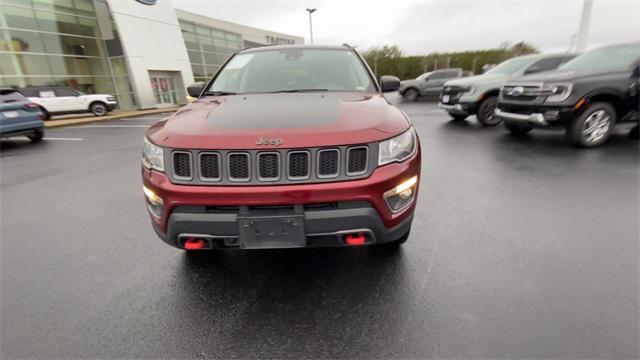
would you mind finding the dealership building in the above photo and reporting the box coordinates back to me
[0,0,304,109]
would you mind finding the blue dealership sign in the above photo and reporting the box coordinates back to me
[135,0,157,5]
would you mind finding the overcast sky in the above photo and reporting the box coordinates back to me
[173,0,640,55]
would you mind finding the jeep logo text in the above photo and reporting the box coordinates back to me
[255,137,283,146]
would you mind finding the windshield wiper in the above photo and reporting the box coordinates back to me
[203,91,238,96]
[267,89,329,93]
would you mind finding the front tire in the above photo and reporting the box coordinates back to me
[629,125,639,140]
[90,101,108,117]
[476,96,500,126]
[504,120,532,136]
[27,129,44,142]
[449,112,468,122]
[567,102,616,147]
[402,88,419,102]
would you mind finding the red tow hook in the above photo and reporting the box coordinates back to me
[345,232,366,246]
[183,238,206,250]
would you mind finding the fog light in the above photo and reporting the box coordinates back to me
[544,110,560,121]
[143,185,163,219]
[383,176,418,213]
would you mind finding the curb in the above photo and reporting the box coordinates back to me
[45,106,180,129]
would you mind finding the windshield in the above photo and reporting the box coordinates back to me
[485,56,535,75]
[416,73,431,81]
[206,48,375,94]
[559,43,640,71]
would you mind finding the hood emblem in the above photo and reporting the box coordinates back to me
[256,137,283,146]
[509,86,525,96]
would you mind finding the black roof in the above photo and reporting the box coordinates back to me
[239,44,352,54]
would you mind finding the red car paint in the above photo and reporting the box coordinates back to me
[146,93,410,150]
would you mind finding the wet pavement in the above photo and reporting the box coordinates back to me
[1,95,638,359]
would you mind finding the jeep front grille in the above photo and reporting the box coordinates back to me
[199,153,220,180]
[228,153,250,181]
[288,151,310,179]
[347,147,368,175]
[172,152,192,179]
[167,144,377,185]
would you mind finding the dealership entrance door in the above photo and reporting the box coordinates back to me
[149,71,181,106]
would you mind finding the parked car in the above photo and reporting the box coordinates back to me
[399,68,467,101]
[142,45,421,253]
[438,53,577,125]
[0,88,45,142]
[496,42,640,147]
[19,86,117,120]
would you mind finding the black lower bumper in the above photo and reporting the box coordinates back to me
[152,201,413,249]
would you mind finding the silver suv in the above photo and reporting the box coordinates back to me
[398,68,466,101]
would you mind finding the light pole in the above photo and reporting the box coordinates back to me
[306,8,316,44]
[576,0,593,52]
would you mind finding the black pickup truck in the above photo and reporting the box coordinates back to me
[495,42,639,147]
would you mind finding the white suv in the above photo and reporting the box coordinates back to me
[20,87,117,120]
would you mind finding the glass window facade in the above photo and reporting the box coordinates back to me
[0,0,137,109]
[178,19,243,83]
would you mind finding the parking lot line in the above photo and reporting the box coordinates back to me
[69,125,150,128]
[43,137,84,141]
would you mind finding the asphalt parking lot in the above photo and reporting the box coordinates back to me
[1,95,638,359]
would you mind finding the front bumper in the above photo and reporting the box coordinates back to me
[106,102,118,111]
[438,101,477,116]
[495,103,574,127]
[143,150,421,249]
[495,109,548,126]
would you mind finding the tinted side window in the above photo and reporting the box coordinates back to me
[431,71,459,80]
[0,90,27,103]
[54,88,79,97]
[20,88,40,97]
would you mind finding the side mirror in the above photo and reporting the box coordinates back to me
[187,82,205,98]
[380,75,401,92]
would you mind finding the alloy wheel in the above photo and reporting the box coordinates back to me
[582,109,611,145]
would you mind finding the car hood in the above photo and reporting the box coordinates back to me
[147,92,410,150]
[444,74,506,86]
[508,69,615,83]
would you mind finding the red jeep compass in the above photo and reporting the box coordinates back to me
[142,45,421,251]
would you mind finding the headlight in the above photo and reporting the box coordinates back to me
[378,128,417,166]
[544,83,573,102]
[142,137,164,172]
[463,85,476,95]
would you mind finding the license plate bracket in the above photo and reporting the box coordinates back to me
[238,215,305,249]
